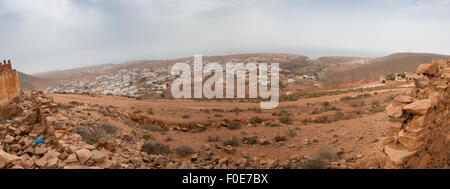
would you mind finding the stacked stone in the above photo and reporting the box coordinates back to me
[381,59,450,168]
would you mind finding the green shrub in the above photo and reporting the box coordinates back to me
[386,73,396,81]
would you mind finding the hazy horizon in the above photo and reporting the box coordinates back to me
[1,0,450,74]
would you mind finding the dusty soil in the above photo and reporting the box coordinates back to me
[47,87,406,164]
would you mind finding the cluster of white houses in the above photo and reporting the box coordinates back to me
[46,66,173,96]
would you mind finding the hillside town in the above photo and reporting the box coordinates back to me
[45,66,173,96]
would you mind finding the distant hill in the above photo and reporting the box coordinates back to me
[30,53,306,82]
[324,53,450,83]
[18,72,55,90]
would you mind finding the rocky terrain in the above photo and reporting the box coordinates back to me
[1,90,370,169]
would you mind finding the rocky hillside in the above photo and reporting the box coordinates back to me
[18,72,55,91]
[324,53,450,83]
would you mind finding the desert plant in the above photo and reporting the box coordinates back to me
[274,135,287,142]
[279,116,292,124]
[370,106,386,114]
[249,117,263,126]
[142,134,154,140]
[241,136,258,145]
[141,141,171,155]
[223,136,240,147]
[386,73,396,81]
[322,101,331,107]
[227,121,241,130]
[231,107,241,115]
[207,136,220,142]
[298,146,337,169]
[75,127,109,144]
[212,109,225,113]
[138,124,169,133]
[286,129,298,137]
[190,127,206,133]
[175,144,196,157]
[349,100,365,107]
[371,100,380,106]
[100,122,118,134]
[69,101,84,106]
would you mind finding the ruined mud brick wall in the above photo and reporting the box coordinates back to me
[0,60,21,105]
[379,59,450,168]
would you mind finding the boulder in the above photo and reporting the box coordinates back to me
[34,147,47,155]
[383,146,415,165]
[398,131,425,150]
[394,95,414,103]
[416,63,439,76]
[75,149,92,164]
[65,154,78,163]
[0,150,14,168]
[405,88,417,98]
[403,99,432,115]
[386,104,403,118]
[91,150,106,163]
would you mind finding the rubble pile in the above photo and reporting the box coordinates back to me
[362,59,450,168]
[0,91,122,169]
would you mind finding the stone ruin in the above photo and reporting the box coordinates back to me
[0,90,119,169]
[0,60,21,107]
[359,59,450,169]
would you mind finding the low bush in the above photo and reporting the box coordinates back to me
[175,144,196,157]
[141,141,171,155]
[223,136,240,147]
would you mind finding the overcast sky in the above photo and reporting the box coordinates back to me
[0,0,449,74]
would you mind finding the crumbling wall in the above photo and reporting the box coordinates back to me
[0,60,21,105]
[377,59,450,168]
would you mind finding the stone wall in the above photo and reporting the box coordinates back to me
[0,60,21,105]
[377,59,450,168]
